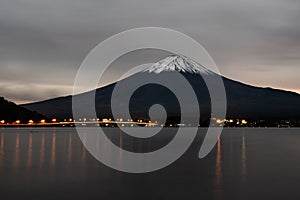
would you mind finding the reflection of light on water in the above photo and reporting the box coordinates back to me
[50,132,56,179]
[108,133,112,157]
[215,139,222,185]
[81,131,87,178]
[0,131,4,169]
[241,132,247,183]
[119,132,123,169]
[81,132,87,163]
[67,133,72,166]
[40,132,45,169]
[14,133,20,170]
[96,133,100,159]
[26,133,33,172]
[103,132,112,165]
[214,138,223,200]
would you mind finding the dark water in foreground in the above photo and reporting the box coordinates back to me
[1,127,300,200]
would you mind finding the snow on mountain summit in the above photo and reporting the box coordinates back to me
[143,55,214,75]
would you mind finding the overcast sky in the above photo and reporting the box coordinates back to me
[0,0,299,104]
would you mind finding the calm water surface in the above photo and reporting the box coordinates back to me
[1,127,300,200]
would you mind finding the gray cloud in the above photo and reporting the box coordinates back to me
[0,81,73,104]
[0,0,299,103]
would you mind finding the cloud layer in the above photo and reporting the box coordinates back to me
[0,0,299,103]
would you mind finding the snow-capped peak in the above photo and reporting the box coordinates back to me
[143,55,214,75]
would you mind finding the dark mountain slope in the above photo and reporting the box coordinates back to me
[22,55,300,121]
[0,97,45,122]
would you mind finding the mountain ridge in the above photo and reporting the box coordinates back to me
[21,55,300,122]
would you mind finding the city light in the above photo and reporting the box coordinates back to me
[216,119,223,124]
[0,116,295,127]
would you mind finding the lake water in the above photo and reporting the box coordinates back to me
[1,127,300,200]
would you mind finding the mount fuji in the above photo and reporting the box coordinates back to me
[143,55,214,75]
[22,55,300,123]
